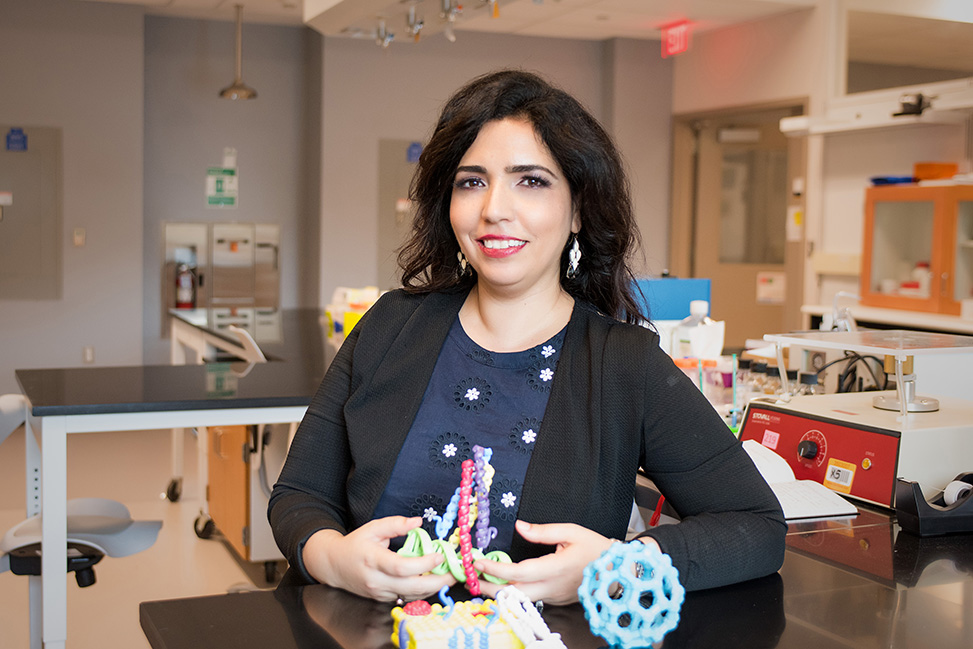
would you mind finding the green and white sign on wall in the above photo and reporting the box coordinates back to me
[206,167,238,207]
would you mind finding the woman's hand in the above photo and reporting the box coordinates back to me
[473,520,654,605]
[302,516,456,602]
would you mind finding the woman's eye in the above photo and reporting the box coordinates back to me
[453,177,484,189]
[520,175,551,188]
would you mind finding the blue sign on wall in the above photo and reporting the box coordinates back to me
[6,127,27,152]
[407,141,423,164]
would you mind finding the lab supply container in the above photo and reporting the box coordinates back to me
[670,300,723,358]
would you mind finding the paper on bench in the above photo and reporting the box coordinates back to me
[743,440,858,521]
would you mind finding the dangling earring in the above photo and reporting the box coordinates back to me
[566,235,581,279]
[457,251,471,278]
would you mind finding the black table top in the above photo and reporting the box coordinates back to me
[141,514,973,649]
[16,308,335,416]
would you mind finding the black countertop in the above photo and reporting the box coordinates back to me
[140,571,785,649]
[140,512,973,649]
[16,308,335,416]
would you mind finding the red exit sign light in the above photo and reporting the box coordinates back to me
[662,21,691,58]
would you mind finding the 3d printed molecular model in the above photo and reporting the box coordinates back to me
[577,541,685,647]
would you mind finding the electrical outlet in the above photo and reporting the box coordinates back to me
[804,350,827,373]
[82,345,95,364]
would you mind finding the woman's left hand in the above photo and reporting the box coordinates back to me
[472,520,619,604]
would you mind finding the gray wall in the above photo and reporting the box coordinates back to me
[142,16,322,363]
[0,1,672,395]
[605,38,672,274]
[0,0,145,395]
[317,32,672,306]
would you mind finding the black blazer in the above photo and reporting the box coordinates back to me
[270,289,785,590]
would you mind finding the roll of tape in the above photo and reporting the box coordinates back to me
[943,480,972,506]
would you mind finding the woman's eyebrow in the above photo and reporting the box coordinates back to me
[454,164,558,177]
[507,164,557,176]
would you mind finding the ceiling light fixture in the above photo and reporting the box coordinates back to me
[441,0,461,42]
[407,5,424,42]
[376,18,395,48]
[219,4,257,100]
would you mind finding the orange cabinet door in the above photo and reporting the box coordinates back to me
[860,184,973,315]
[208,425,250,560]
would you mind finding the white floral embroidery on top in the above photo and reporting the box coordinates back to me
[539,368,554,382]
[501,492,517,508]
[542,345,556,358]
[465,387,480,401]
[442,443,457,458]
[522,429,536,444]
[423,507,438,521]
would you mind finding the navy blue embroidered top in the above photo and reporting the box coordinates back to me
[372,317,565,553]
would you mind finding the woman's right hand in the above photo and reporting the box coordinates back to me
[302,516,456,602]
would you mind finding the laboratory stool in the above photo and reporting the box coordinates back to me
[0,394,163,586]
[0,392,27,444]
[0,498,162,587]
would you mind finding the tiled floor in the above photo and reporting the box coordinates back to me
[0,427,280,649]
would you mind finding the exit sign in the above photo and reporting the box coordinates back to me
[661,21,691,58]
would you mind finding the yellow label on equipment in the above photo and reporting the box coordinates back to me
[823,458,856,494]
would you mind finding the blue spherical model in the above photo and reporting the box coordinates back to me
[578,541,685,647]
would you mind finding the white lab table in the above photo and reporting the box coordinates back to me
[16,309,335,648]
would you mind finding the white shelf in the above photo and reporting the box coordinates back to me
[802,304,973,335]
[764,330,973,358]
[780,110,968,137]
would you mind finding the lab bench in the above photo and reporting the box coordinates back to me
[140,508,973,649]
[14,308,334,649]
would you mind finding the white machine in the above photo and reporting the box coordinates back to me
[247,421,292,565]
[740,330,973,508]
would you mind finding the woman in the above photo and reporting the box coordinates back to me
[269,70,786,605]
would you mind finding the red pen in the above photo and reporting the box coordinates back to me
[649,495,665,527]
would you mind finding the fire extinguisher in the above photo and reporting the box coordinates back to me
[175,263,196,309]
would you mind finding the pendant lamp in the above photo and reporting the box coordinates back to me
[219,4,257,100]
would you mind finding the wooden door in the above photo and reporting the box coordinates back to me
[690,107,803,349]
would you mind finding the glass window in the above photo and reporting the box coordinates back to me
[846,11,973,95]
[719,149,787,264]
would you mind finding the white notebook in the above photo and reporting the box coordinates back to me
[743,440,859,521]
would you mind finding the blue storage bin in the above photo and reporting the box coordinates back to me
[632,278,711,321]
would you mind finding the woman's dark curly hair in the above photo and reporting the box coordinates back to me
[398,69,646,323]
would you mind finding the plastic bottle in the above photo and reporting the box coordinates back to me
[734,358,752,412]
[748,362,768,399]
[797,372,823,396]
[775,369,798,397]
[671,300,716,358]
[736,359,752,391]
[911,261,932,298]
[763,365,782,395]
[672,357,705,393]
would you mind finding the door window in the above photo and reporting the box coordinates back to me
[719,148,787,265]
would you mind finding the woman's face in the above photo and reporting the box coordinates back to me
[450,117,579,298]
